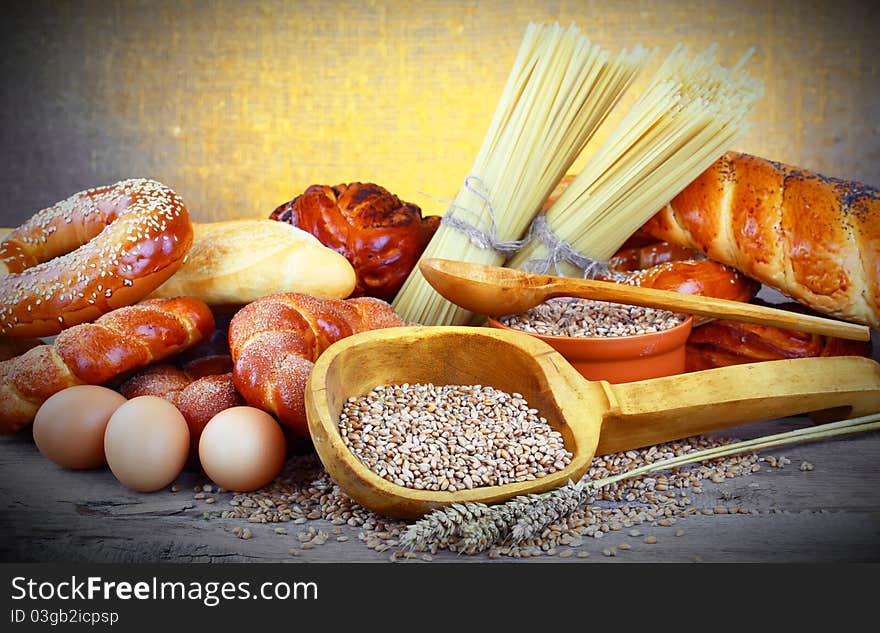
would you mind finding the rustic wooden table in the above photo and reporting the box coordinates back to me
[2,411,878,564]
[8,288,880,564]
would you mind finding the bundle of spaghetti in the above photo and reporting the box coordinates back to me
[392,22,650,325]
[506,44,763,277]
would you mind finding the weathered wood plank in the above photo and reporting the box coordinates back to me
[3,416,879,563]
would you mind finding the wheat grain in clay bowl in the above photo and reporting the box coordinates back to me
[489,297,693,383]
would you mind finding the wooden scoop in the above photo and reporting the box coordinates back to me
[305,326,880,518]
[419,258,871,341]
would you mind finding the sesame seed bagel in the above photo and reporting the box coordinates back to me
[0,179,193,337]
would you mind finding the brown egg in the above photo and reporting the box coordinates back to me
[33,386,128,469]
[104,395,190,492]
[198,406,287,492]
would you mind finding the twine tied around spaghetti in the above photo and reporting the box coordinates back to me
[422,176,614,279]
[430,176,530,258]
[522,214,612,279]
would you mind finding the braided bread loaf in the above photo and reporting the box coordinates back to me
[228,293,405,437]
[0,297,214,433]
[641,151,880,328]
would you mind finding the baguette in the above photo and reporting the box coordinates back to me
[148,220,357,306]
[641,152,880,327]
[228,293,405,437]
[0,296,214,433]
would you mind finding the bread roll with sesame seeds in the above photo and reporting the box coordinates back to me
[0,179,193,337]
[640,152,880,328]
[148,219,357,306]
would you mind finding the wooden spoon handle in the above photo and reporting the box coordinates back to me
[597,356,880,455]
[551,277,870,341]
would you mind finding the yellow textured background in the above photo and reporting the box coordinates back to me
[0,0,877,225]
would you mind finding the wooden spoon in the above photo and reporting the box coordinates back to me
[419,258,871,341]
[306,326,880,518]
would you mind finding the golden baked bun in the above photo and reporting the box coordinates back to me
[149,219,357,305]
[685,304,872,372]
[641,152,880,328]
[270,182,440,302]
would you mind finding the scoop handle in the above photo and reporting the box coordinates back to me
[549,277,870,341]
[597,356,880,455]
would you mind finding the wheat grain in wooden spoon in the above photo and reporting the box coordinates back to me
[305,326,880,518]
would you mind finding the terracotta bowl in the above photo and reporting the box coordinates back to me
[488,314,693,384]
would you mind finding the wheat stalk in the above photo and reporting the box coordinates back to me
[400,412,880,554]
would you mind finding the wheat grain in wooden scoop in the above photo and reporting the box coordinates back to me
[304,326,880,518]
